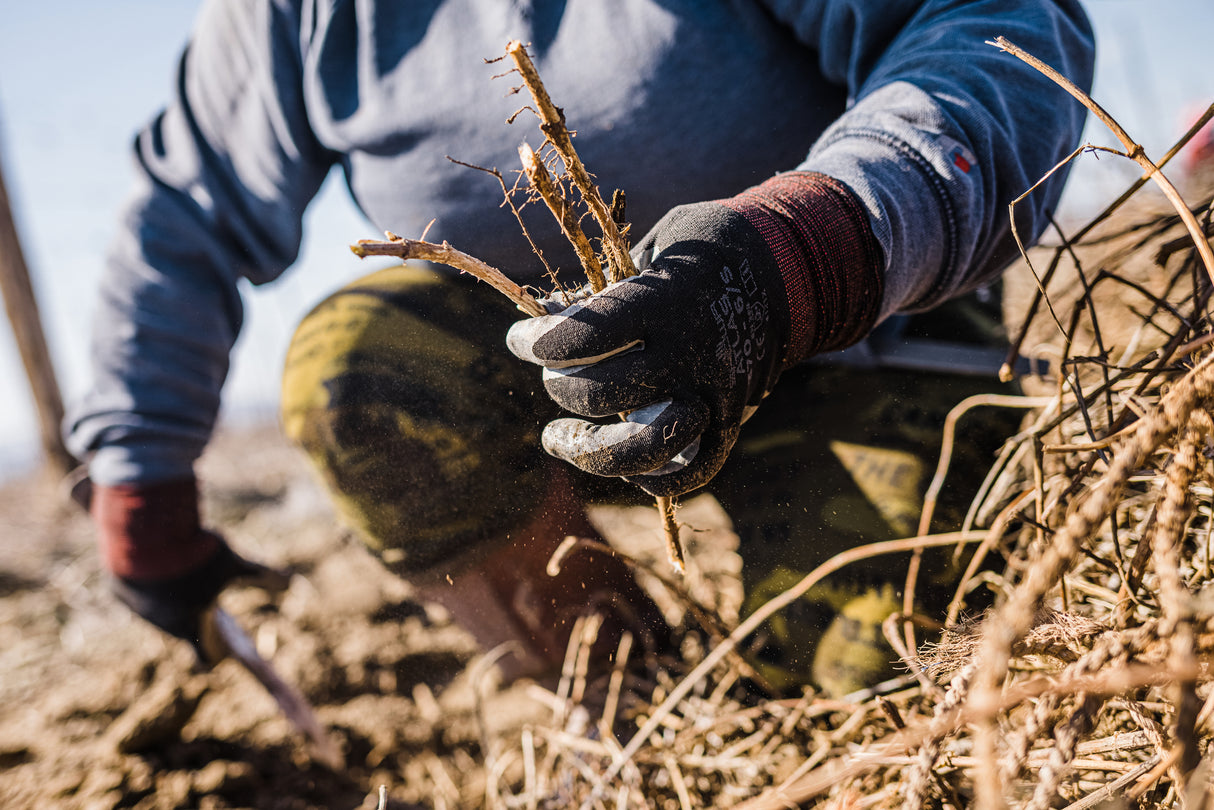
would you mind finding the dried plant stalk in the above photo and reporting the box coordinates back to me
[996,99,1213,382]
[656,496,684,572]
[506,40,637,283]
[1151,415,1203,780]
[592,530,986,803]
[903,393,1055,659]
[518,142,607,292]
[351,232,546,317]
[991,37,1214,284]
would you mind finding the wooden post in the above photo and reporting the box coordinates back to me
[0,155,76,476]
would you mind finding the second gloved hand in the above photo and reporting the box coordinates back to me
[507,172,886,497]
[90,478,291,663]
[509,203,781,497]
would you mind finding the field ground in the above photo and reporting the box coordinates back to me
[0,425,740,810]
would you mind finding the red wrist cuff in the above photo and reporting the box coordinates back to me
[720,172,884,365]
[92,478,220,581]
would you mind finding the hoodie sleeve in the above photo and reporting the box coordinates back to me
[67,0,334,485]
[757,0,1095,318]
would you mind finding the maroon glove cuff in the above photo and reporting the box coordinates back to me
[720,171,884,366]
[92,478,220,581]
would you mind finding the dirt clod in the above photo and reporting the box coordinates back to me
[106,669,209,754]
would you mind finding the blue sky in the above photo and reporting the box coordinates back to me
[0,0,1210,475]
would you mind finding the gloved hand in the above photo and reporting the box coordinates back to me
[89,478,290,662]
[507,172,885,497]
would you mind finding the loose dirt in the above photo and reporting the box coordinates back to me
[0,426,740,810]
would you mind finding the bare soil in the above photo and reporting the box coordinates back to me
[0,426,739,810]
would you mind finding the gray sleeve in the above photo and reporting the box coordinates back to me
[67,0,333,485]
[757,0,1095,318]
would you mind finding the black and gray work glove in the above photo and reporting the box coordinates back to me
[109,537,282,661]
[507,172,886,498]
[90,477,290,663]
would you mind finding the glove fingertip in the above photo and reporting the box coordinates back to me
[624,416,738,498]
[505,316,554,364]
[540,398,712,480]
[540,417,636,474]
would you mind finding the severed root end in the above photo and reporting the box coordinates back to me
[657,496,685,574]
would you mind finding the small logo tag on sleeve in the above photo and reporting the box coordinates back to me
[937,135,978,176]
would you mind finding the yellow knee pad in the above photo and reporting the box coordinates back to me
[281,265,554,576]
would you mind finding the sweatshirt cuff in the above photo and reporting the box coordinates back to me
[85,443,200,488]
[92,478,219,581]
[721,171,885,366]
